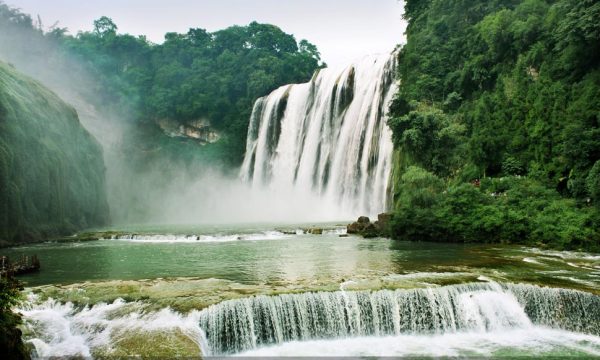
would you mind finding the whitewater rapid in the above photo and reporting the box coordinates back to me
[20,282,600,358]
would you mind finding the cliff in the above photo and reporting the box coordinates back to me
[0,61,109,246]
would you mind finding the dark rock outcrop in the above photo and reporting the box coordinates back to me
[347,213,392,238]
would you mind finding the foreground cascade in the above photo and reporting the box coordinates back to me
[241,53,398,215]
[198,283,600,355]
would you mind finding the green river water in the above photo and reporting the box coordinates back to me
[3,223,600,357]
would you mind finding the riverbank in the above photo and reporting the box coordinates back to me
[1,278,30,360]
[387,171,600,252]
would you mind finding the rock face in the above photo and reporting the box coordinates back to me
[347,213,392,238]
[157,118,221,145]
[0,61,109,245]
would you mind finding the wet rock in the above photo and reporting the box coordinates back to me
[347,213,392,238]
[308,228,323,235]
[362,223,379,238]
[357,216,370,224]
[377,213,392,228]
[347,222,363,234]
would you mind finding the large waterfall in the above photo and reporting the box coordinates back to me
[240,53,398,217]
[198,283,600,355]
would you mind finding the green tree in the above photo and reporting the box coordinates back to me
[93,16,117,37]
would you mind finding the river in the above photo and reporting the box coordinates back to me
[4,223,600,357]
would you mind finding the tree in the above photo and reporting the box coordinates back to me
[93,16,117,37]
[588,160,600,205]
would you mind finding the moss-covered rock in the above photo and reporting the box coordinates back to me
[347,214,392,238]
[0,61,109,245]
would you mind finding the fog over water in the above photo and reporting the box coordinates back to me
[0,14,404,224]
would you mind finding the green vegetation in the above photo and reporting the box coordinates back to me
[0,278,29,360]
[0,61,109,245]
[0,4,322,165]
[0,3,322,224]
[389,0,600,250]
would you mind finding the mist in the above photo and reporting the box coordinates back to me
[139,169,356,225]
[0,15,231,226]
[0,16,358,227]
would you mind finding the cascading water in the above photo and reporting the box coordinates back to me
[19,282,600,357]
[240,53,398,217]
[198,283,600,355]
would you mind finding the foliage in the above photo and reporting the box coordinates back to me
[0,3,322,166]
[0,61,109,244]
[0,278,29,360]
[390,0,600,250]
[588,160,600,205]
[391,169,599,250]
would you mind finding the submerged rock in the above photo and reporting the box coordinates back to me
[308,228,323,235]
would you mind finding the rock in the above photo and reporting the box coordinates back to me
[375,213,392,235]
[377,213,392,226]
[308,228,323,235]
[347,222,362,234]
[362,223,379,238]
[347,214,392,238]
[347,216,370,235]
[338,234,349,238]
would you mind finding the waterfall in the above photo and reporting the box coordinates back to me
[240,53,398,217]
[198,283,600,355]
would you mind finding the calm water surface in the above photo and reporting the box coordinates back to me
[3,223,599,292]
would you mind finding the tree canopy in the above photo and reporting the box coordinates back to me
[389,0,600,250]
[0,3,323,165]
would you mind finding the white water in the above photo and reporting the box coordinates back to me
[19,295,204,358]
[105,228,346,243]
[18,283,600,358]
[107,231,292,243]
[237,328,600,357]
[241,53,397,218]
[198,282,600,355]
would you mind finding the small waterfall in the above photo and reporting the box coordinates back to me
[198,283,600,355]
[240,53,398,217]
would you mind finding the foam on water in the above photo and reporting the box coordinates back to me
[19,295,204,358]
[107,231,291,243]
[19,283,600,357]
[526,247,600,261]
[198,282,600,355]
[236,328,600,357]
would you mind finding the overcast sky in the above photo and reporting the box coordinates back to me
[7,0,407,67]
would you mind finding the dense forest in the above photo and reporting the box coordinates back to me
[0,2,322,165]
[388,0,600,250]
[0,61,109,245]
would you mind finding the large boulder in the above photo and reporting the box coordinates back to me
[347,214,392,238]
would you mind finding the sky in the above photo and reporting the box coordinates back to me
[7,0,407,67]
